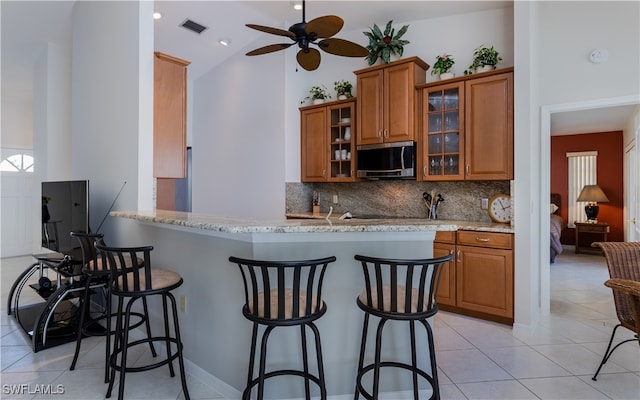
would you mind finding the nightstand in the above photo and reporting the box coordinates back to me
[574,222,609,254]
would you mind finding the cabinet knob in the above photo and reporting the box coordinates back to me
[384,129,388,138]
[466,165,470,176]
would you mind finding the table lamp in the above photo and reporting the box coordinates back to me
[576,184,609,223]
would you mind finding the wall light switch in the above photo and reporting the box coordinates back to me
[481,198,488,209]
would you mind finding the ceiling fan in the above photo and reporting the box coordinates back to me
[245,0,369,71]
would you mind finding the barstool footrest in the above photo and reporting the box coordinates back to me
[243,369,324,400]
[356,361,437,400]
[110,337,181,374]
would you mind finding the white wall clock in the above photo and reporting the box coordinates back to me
[488,194,511,223]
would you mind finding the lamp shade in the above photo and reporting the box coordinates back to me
[576,185,609,203]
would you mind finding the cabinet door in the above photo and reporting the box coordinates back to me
[421,82,465,180]
[434,242,456,306]
[356,70,384,145]
[154,52,189,178]
[301,107,328,182]
[464,72,513,180]
[385,62,417,143]
[456,245,513,318]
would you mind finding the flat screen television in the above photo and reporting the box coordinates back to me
[41,180,89,258]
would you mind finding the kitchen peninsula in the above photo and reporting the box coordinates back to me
[111,210,513,397]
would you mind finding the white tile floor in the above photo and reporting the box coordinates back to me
[2,252,639,399]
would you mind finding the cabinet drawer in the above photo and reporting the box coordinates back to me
[434,231,456,244]
[578,224,609,233]
[457,231,513,249]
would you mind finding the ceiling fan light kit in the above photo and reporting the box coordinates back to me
[245,0,368,71]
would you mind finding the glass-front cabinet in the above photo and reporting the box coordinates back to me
[421,82,464,180]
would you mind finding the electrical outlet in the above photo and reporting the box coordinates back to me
[332,194,339,204]
[481,198,488,210]
[180,295,187,312]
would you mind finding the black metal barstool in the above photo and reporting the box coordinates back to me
[69,232,155,383]
[229,255,337,400]
[353,254,453,400]
[95,241,190,400]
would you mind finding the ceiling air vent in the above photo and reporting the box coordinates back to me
[180,19,208,34]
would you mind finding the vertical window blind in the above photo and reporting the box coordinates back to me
[566,151,598,227]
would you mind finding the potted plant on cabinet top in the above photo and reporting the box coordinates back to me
[431,54,455,80]
[363,20,410,65]
[334,80,353,100]
[303,85,332,105]
[464,45,502,75]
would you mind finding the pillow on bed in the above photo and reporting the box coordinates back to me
[550,203,559,214]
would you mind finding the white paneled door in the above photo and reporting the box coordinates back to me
[625,139,639,241]
[1,149,35,257]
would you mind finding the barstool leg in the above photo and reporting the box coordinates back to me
[257,326,275,400]
[70,280,92,371]
[166,292,190,400]
[300,325,311,399]
[373,318,388,399]
[409,320,418,400]
[104,285,112,383]
[245,323,259,400]
[354,313,370,400]
[162,294,176,377]
[421,319,440,400]
[106,296,125,398]
[141,297,158,357]
[309,322,327,400]
[117,297,137,400]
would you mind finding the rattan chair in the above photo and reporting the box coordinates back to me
[591,241,640,381]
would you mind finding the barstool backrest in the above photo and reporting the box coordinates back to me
[354,254,454,316]
[229,256,336,322]
[70,231,104,273]
[95,242,154,294]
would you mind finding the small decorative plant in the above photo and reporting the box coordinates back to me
[431,54,455,76]
[464,45,502,75]
[301,85,332,104]
[363,21,410,65]
[334,80,353,98]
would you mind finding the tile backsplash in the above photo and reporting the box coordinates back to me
[286,180,510,223]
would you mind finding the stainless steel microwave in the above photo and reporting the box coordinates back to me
[356,141,416,179]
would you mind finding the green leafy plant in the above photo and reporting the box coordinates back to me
[363,21,410,65]
[431,54,455,75]
[301,85,332,104]
[334,80,353,98]
[464,45,502,75]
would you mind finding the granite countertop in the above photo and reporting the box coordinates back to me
[111,210,514,234]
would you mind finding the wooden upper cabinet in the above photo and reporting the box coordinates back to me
[355,57,428,145]
[464,71,513,180]
[154,52,190,178]
[300,106,328,182]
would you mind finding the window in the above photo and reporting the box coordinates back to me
[0,153,34,172]
[566,151,597,227]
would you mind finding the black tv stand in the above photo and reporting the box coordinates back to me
[7,253,105,352]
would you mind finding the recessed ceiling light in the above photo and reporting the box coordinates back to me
[219,38,232,46]
[153,12,162,20]
[293,2,302,11]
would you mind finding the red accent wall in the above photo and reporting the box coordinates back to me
[550,131,624,245]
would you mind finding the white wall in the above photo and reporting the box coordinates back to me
[70,0,153,242]
[190,35,286,218]
[514,0,640,329]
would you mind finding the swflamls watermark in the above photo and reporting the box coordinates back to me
[2,384,65,395]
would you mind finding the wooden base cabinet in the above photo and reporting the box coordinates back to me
[434,232,456,306]
[435,230,514,325]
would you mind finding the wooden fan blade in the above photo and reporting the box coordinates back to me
[246,24,296,40]
[306,15,343,38]
[318,38,369,57]
[246,43,295,56]
[297,48,321,71]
